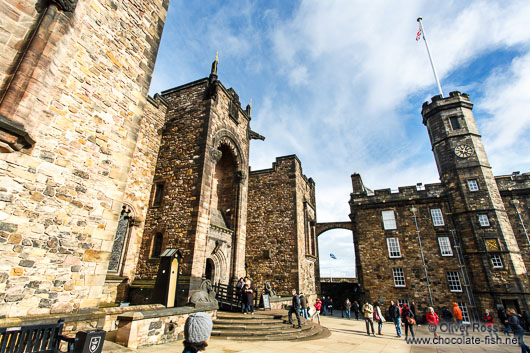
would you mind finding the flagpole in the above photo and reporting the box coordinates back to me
[417,17,444,97]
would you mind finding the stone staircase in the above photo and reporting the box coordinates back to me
[211,310,330,341]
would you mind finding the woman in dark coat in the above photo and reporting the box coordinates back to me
[243,283,254,314]
[402,303,415,338]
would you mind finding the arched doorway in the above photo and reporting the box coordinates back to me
[205,258,215,283]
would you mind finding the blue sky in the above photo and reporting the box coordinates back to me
[149,0,530,277]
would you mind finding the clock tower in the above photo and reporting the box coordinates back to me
[422,91,530,315]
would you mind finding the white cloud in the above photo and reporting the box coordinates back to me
[152,0,530,277]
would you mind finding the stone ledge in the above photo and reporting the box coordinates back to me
[117,302,218,321]
[0,310,104,328]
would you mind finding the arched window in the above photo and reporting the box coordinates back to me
[152,232,164,258]
[107,206,133,273]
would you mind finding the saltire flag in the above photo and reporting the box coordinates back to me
[330,253,337,259]
[416,24,422,41]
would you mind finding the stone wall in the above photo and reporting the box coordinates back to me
[246,155,318,299]
[0,0,169,318]
[135,76,251,303]
[497,173,530,281]
[350,177,469,313]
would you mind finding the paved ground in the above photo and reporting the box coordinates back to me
[104,311,522,353]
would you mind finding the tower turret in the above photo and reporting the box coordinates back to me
[422,91,530,315]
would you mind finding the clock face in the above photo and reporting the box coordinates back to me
[454,144,474,158]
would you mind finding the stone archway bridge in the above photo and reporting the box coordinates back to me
[316,221,353,237]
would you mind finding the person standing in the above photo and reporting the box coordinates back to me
[507,309,530,353]
[388,301,402,338]
[182,312,213,353]
[328,297,334,315]
[344,298,352,319]
[353,300,360,320]
[452,302,463,328]
[242,283,254,314]
[441,307,453,324]
[300,293,308,319]
[484,309,496,337]
[362,301,376,336]
[236,277,245,311]
[402,303,415,339]
[321,297,328,316]
[426,307,440,338]
[288,289,302,329]
[498,308,510,335]
[310,298,322,324]
[410,301,417,319]
[374,301,386,335]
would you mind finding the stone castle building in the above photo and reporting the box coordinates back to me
[0,0,319,320]
[1,0,526,329]
[350,92,530,321]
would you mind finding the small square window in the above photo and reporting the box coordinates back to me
[491,254,503,268]
[450,116,461,130]
[382,210,397,230]
[393,268,406,287]
[386,238,402,258]
[431,209,445,226]
[447,271,462,292]
[438,237,453,256]
[467,179,479,192]
[478,214,490,227]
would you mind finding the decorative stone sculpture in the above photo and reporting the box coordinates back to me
[264,282,277,297]
[189,279,217,307]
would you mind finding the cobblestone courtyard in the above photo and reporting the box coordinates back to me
[103,311,521,353]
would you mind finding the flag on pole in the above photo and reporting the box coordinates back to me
[330,253,337,259]
[416,24,422,41]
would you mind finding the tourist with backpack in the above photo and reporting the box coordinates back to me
[402,303,415,339]
[374,301,386,335]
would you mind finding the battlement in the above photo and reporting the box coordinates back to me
[421,91,474,124]
[350,173,445,206]
[495,172,530,192]
[250,154,315,186]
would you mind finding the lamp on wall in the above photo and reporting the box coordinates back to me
[411,206,434,307]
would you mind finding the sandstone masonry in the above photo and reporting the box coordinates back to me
[246,155,319,300]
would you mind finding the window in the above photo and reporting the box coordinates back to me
[152,232,163,258]
[467,179,479,192]
[398,299,409,306]
[491,254,503,268]
[450,116,461,130]
[478,214,490,227]
[393,268,406,287]
[382,210,397,230]
[459,302,470,324]
[447,271,462,292]
[153,183,164,206]
[386,238,402,258]
[438,237,453,256]
[430,209,445,226]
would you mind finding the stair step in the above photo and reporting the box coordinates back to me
[212,324,328,341]
[214,319,281,325]
[212,323,314,336]
[216,313,283,320]
[213,323,288,330]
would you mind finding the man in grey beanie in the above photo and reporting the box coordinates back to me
[183,312,213,353]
